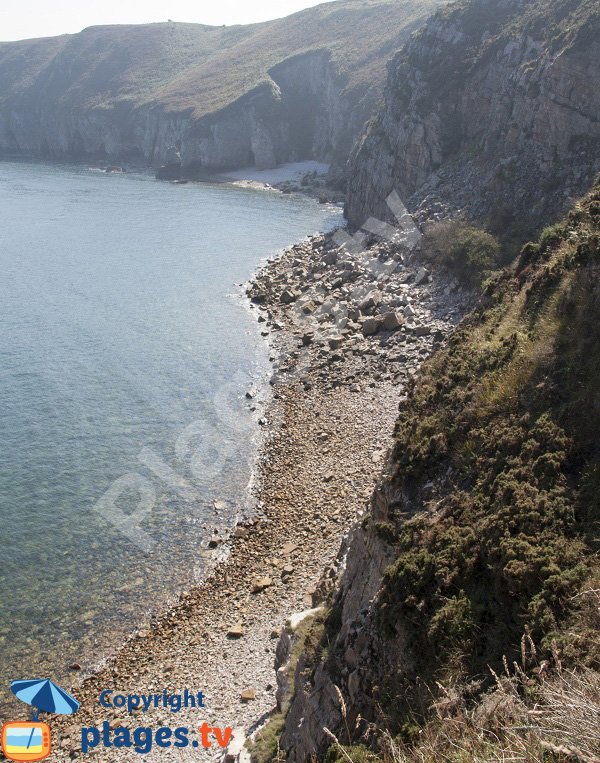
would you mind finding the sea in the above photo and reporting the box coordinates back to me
[0,160,342,706]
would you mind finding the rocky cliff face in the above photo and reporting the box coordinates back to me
[277,477,428,762]
[273,3,600,760]
[0,52,344,170]
[0,0,443,172]
[278,523,396,762]
[346,0,600,238]
[0,52,338,168]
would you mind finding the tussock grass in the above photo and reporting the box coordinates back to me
[328,658,600,762]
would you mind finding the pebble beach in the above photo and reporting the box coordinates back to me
[36,229,470,762]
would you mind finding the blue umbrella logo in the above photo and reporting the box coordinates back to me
[10,679,79,721]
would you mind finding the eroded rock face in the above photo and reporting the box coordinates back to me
[346,0,600,233]
[279,521,399,762]
[0,0,445,174]
[0,49,364,172]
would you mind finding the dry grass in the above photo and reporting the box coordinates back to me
[379,663,600,763]
[325,629,600,763]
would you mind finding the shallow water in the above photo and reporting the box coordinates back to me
[0,161,341,701]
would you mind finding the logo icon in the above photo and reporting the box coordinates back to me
[1,679,79,763]
[1,722,51,762]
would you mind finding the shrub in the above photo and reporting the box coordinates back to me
[375,181,600,718]
[422,221,501,287]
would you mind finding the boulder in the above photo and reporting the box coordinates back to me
[382,312,404,331]
[414,325,431,336]
[362,317,381,336]
[302,301,318,314]
[414,267,430,286]
[359,291,380,314]
[251,576,273,593]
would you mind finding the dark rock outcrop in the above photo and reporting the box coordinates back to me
[155,146,182,180]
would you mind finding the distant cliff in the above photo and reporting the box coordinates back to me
[0,0,442,173]
[346,0,600,241]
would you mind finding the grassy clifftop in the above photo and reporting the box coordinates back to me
[0,0,441,118]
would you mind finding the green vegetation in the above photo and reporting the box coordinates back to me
[422,221,501,287]
[265,185,600,763]
[249,610,327,763]
[0,0,443,119]
[374,181,600,730]
[431,0,600,64]
[249,714,286,763]
[326,744,380,763]
[313,183,600,763]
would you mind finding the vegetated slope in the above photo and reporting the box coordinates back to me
[0,0,443,170]
[346,0,600,251]
[277,182,600,762]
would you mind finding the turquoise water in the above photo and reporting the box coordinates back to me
[0,161,341,701]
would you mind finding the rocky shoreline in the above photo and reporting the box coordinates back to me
[30,228,470,763]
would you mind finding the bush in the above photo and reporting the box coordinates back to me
[423,221,501,287]
[375,181,600,716]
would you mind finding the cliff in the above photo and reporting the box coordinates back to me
[346,0,600,245]
[275,175,600,763]
[268,8,600,758]
[0,0,443,172]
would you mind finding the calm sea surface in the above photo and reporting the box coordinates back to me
[0,161,341,702]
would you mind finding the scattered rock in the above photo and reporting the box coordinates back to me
[227,623,245,639]
[414,325,432,336]
[251,576,273,594]
[362,317,381,336]
[415,267,430,286]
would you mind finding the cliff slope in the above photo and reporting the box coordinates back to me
[0,0,443,170]
[277,179,600,762]
[346,0,600,247]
